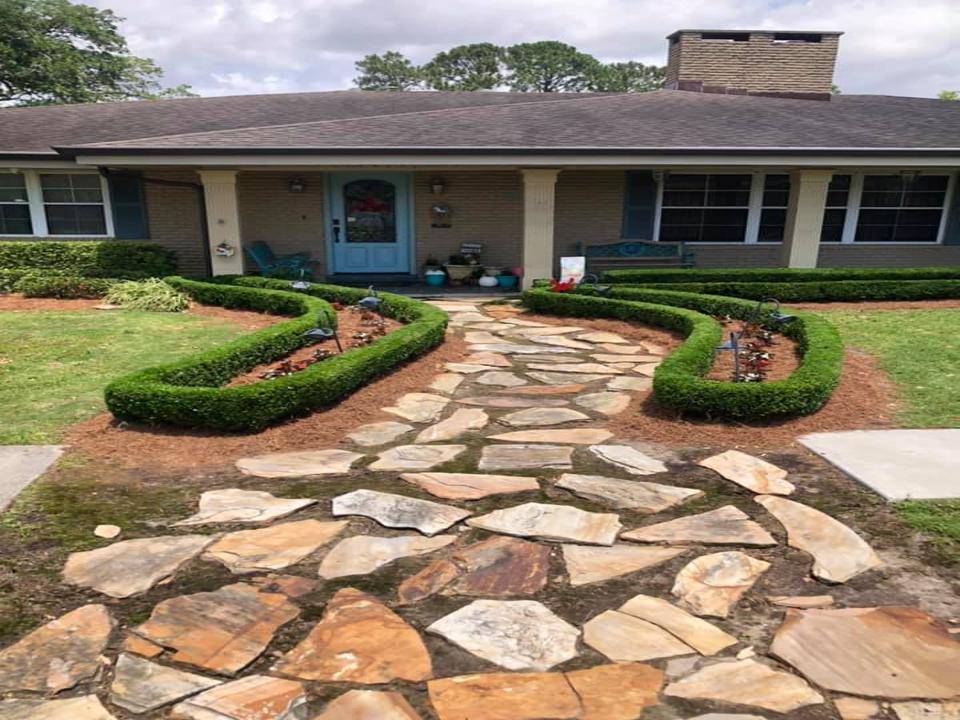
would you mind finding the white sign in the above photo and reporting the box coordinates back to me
[560,256,586,285]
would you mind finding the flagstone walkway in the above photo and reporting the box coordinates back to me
[1,300,959,719]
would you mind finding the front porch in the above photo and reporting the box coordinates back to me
[142,165,960,282]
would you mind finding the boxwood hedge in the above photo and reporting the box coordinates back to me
[105,277,447,431]
[522,286,843,420]
[0,241,176,276]
[603,266,960,285]
[610,279,960,302]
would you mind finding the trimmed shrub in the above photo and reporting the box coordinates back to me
[604,266,960,285]
[608,279,960,302]
[105,278,191,312]
[522,286,843,420]
[13,272,114,299]
[0,241,176,276]
[105,277,447,431]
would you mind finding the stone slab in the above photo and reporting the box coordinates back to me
[63,535,213,598]
[672,551,771,618]
[383,393,450,423]
[525,335,595,350]
[457,396,569,408]
[475,371,528,387]
[573,391,631,415]
[468,502,622,545]
[479,444,573,470]
[756,495,881,582]
[528,362,623,375]
[428,672,581,720]
[664,659,824,713]
[318,534,456,579]
[464,351,513,367]
[0,604,114,694]
[622,505,776,546]
[607,376,652,391]
[488,429,613,444]
[333,489,470,535]
[368,444,466,471]
[0,696,117,720]
[699,450,795,495]
[770,607,960,699]
[315,690,421,720]
[274,588,432,683]
[528,371,609,385]
[110,653,221,714]
[562,544,686,586]
[401,472,539,500]
[589,444,668,475]
[799,429,960,500]
[470,343,579,355]
[203,519,348,573]
[346,421,414,447]
[236,449,363,478]
[503,383,587,395]
[174,488,316,526]
[134,583,299,675]
[415,409,488,443]
[428,599,580,671]
[428,373,464,394]
[170,675,307,720]
[556,473,703,511]
[583,610,694,662]
[618,594,739,655]
[499,407,590,426]
[0,445,63,512]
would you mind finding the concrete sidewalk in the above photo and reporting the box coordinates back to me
[799,429,960,501]
[0,445,63,511]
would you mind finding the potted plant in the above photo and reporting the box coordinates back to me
[423,257,445,287]
[443,254,475,285]
[497,269,518,289]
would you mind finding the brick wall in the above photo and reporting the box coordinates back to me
[237,171,326,275]
[413,170,523,272]
[142,170,206,276]
[554,170,626,268]
[665,31,840,95]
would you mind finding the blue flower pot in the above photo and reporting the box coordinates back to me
[497,275,518,289]
[425,271,446,287]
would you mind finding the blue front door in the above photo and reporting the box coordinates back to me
[329,172,411,273]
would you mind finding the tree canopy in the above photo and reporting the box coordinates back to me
[0,0,194,105]
[353,40,664,93]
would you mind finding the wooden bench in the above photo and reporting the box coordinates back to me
[574,241,695,276]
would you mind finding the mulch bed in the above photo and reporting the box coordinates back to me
[787,299,960,312]
[707,320,799,383]
[66,330,469,470]
[227,307,402,386]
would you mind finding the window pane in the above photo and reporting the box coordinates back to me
[911,176,948,192]
[829,174,852,191]
[343,179,396,243]
[40,174,103,204]
[664,174,707,190]
[662,190,704,207]
[902,191,947,208]
[861,191,902,207]
[0,174,28,202]
[758,208,787,242]
[820,208,847,243]
[0,204,32,234]
[893,224,941,242]
[70,174,101,189]
[706,190,750,206]
[826,190,849,207]
[45,204,106,235]
[710,174,751,190]
[863,175,903,192]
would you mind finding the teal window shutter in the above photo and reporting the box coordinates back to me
[943,177,960,245]
[621,171,657,239]
[108,173,149,239]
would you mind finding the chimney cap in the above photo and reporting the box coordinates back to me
[666,29,844,40]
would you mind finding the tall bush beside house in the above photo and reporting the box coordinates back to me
[0,241,176,276]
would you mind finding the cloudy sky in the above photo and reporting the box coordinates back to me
[88,0,959,99]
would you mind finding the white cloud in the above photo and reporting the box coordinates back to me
[89,0,960,98]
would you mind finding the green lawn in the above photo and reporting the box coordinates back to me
[0,309,252,444]
[816,307,960,428]
[815,306,960,564]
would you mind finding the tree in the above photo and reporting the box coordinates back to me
[0,0,195,105]
[353,51,423,91]
[503,41,600,92]
[938,90,959,101]
[587,61,665,92]
[423,43,503,91]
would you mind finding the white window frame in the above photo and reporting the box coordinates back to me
[653,170,956,246]
[0,171,34,236]
[0,169,114,239]
[656,171,755,244]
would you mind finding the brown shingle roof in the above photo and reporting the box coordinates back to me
[3,89,959,157]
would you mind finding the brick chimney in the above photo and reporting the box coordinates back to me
[665,30,842,100]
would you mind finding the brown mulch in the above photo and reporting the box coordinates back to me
[707,321,799,382]
[66,330,469,470]
[228,308,402,386]
[0,294,103,312]
[787,299,960,312]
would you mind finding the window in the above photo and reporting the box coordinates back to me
[855,175,948,243]
[758,174,789,242]
[773,33,822,43]
[701,32,750,42]
[820,175,851,243]
[659,174,751,242]
[0,173,33,235]
[40,173,107,235]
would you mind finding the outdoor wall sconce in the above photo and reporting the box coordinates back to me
[429,177,446,194]
[288,177,307,193]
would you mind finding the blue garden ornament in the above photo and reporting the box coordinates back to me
[579,273,612,296]
[358,285,382,313]
[303,312,342,352]
[753,297,796,327]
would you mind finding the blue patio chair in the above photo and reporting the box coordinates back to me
[244,241,312,275]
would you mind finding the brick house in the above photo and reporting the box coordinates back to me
[1,29,959,285]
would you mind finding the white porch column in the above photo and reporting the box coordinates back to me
[780,169,833,268]
[198,170,244,276]
[521,168,560,289]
